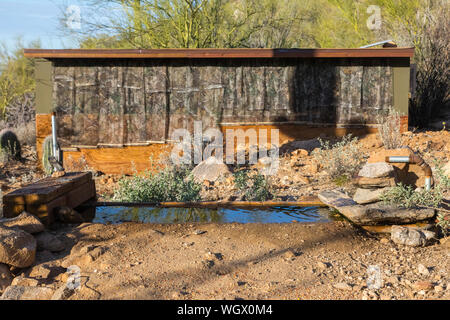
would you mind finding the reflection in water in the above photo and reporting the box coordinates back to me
[93,206,335,224]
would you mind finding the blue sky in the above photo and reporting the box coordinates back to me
[0,0,86,50]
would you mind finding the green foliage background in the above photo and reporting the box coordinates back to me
[0,0,448,127]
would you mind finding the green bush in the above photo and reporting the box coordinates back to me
[380,183,443,209]
[113,165,202,203]
[233,169,273,201]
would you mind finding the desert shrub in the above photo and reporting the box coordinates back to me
[376,108,403,149]
[312,134,366,182]
[232,169,273,201]
[14,121,35,146]
[380,183,443,209]
[113,165,201,203]
[407,7,449,128]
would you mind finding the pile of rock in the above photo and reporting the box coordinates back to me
[353,162,396,204]
[0,212,67,299]
[318,160,438,247]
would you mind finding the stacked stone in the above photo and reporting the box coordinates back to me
[352,162,396,204]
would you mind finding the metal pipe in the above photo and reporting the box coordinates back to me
[51,112,58,162]
[359,40,394,48]
[385,154,433,190]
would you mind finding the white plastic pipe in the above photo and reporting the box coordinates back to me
[51,112,58,162]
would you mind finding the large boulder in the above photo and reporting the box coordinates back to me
[0,212,45,234]
[318,190,435,225]
[191,157,231,183]
[0,263,13,294]
[391,225,435,247]
[0,225,36,268]
[0,285,54,300]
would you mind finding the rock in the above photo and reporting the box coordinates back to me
[333,282,353,291]
[28,264,53,279]
[434,285,444,293]
[304,163,319,175]
[191,157,231,183]
[62,246,106,269]
[412,281,434,291]
[391,226,435,247]
[353,176,397,188]
[317,261,329,270]
[51,283,76,300]
[35,232,65,252]
[0,225,36,268]
[353,187,391,204]
[0,285,54,300]
[11,276,39,287]
[417,264,430,276]
[0,212,45,234]
[0,263,13,293]
[51,170,66,178]
[318,190,435,225]
[291,149,309,157]
[358,162,395,178]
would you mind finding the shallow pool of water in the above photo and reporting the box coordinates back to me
[92,206,333,224]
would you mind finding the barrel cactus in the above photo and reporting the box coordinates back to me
[0,129,21,160]
[42,135,56,175]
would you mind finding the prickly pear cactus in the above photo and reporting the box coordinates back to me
[0,129,21,160]
[42,135,55,175]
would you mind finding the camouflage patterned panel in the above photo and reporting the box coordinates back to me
[361,64,393,122]
[242,60,265,122]
[337,63,364,124]
[265,59,292,122]
[144,63,168,142]
[53,65,75,147]
[221,60,243,122]
[98,63,125,145]
[72,65,99,146]
[195,61,223,129]
[167,62,192,136]
[123,61,145,143]
[292,59,338,123]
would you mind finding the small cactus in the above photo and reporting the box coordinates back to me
[0,129,21,160]
[42,135,56,175]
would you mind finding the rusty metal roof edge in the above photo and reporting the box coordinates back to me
[23,48,415,59]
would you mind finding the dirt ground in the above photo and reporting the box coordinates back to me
[1,130,449,300]
[22,220,450,300]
